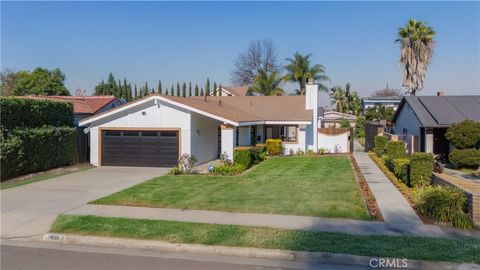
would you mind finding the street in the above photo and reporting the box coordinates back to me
[1,240,363,270]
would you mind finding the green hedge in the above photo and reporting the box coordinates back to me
[1,127,76,180]
[266,139,282,155]
[409,152,434,187]
[449,149,480,169]
[0,97,74,130]
[385,141,406,159]
[374,136,388,156]
[392,159,410,185]
[234,147,254,168]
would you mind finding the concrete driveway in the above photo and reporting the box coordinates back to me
[1,166,169,239]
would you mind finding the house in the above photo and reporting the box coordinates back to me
[392,94,480,157]
[362,96,402,113]
[78,83,350,167]
[321,111,357,128]
[22,95,123,125]
[210,85,249,96]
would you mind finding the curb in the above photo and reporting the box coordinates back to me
[42,233,479,269]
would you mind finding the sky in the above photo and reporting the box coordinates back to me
[2,1,479,105]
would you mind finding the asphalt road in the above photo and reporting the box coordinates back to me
[1,240,363,270]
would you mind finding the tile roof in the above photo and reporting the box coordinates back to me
[393,95,480,127]
[222,86,249,96]
[19,95,120,114]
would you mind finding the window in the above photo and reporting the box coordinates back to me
[105,131,121,136]
[141,131,158,137]
[123,131,139,136]
[160,131,177,137]
[265,125,297,142]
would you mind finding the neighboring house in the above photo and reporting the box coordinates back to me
[321,111,357,128]
[392,95,480,157]
[79,83,350,167]
[362,97,402,113]
[210,85,249,96]
[23,95,123,125]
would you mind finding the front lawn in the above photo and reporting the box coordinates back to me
[51,215,480,263]
[93,156,371,220]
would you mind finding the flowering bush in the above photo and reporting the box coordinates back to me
[178,154,197,174]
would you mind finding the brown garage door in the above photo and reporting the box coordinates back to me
[101,130,179,167]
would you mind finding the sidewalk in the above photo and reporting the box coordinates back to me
[352,141,422,225]
[68,204,454,238]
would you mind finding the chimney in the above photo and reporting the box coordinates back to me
[437,91,444,96]
[305,80,319,153]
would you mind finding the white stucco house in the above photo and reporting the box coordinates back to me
[79,83,348,167]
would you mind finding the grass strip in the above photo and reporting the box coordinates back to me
[51,215,480,263]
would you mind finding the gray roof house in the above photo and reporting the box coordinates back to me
[392,94,480,156]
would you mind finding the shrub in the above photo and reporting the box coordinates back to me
[296,149,305,156]
[445,120,480,149]
[169,166,181,175]
[234,147,254,168]
[178,154,197,174]
[318,148,326,155]
[306,149,315,156]
[449,149,480,169]
[409,152,434,187]
[211,163,246,176]
[266,139,282,155]
[385,141,406,159]
[252,144,267,163]
[374,136,388,156]
[1,127,76,180]
[255,143,267,152]
[0,97,74,130]
[416,186,474,229]
[392,159,410,185]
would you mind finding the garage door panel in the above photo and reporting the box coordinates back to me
[101,130,179,167]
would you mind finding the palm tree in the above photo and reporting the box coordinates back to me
[329,86,345,113]
[396,19,436,96]
[250,70,285,96]
[284,52,330,95]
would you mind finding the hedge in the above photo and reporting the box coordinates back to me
[266,139,282,155]
[1,127,76,180]
[392,159,410,185]
[0,97,74,130]
[449,149,480,169]
[385,141,406,160]
[234,147,254,168]
[374,136,388,156]
[409,152,434,187]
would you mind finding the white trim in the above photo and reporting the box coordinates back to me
[238,121,264,126]
[264,121,311,125]
[79,96,239,127]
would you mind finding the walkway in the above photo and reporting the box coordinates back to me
[67,204,480,239]
[352,141,423,225]
[1,166,169,239]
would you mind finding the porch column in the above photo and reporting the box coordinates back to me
[425,128,434,154]
[221,125,236,161]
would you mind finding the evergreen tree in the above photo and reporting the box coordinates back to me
[218,84,222,97]
[127,83,132,101]
[134,84,138,99]
[188,82,192,96]
[200,87,204,96]
[123,78,128,100]
[205,78,210,96]
[94,80,106,95]
[144,82,149,96]
[151,87,155,94]
[117,79,122,98]
[107,73,116,95]
[158,80,162,94]
[170,84,174,96]
[194,84,199,96]
[182,82,186,97]
[176,82,180,96]
[213,82,217,96]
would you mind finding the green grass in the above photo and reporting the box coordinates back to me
[93,156,370,220]
[1,164,93,190]
[51,215,480,263]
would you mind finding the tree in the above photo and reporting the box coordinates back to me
[134,84,138,99]
[1,69,28,96]
[284,52,330,95]
[329,83,361,116]
[329,86,345,113]
[339,118,351,128]
[188,82,192,96]
[445,120,480,149]
[176,82,181,96]
[170,84,174,96]
[213,82,217,96]
[13,67,69,96]
[74,88,86,96]
[231,39,280,86]
[194,84,199,96]
[158,80,162,94]
[396,19,436,96]
[200,87,204,96]
[364,105,395,122]
[205,78,210,96]
[250,70,284,96]
[182,82,186,97]
[371,88,403,98]
[127,83,132,101]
